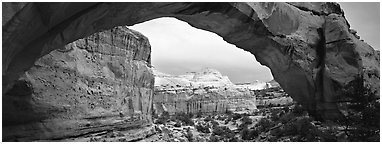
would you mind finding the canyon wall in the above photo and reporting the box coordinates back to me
[3,26,154,141]
[154,89,257,115]
[153,68,257,115]
[3,2,379,123]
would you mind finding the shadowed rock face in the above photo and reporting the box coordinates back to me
[2,2,380,140]
[3,26,154,141]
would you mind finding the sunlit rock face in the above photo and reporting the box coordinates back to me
[153,68,257,115]
[235,80,280,90]
[3,2,379,130]
[3,26,154,141]
[154,68,234,88]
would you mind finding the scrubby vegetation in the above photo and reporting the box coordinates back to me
[210,125,236,142]
[154,111,170,124]
[238,77,379,142]
[338,77,380,141]
[184,128,194,142]
[241,127,259,140]
[152,78,379,142]
[241,81,379,142]
[172,112,195,126]
[195,123,210,133]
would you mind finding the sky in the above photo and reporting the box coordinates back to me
[340,2,380,50]
[130,2,380,83]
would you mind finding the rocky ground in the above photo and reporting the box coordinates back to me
[138,89,299,142]
[55,124,156,142]
[140,101,378,142]
[48,87,290,142]
[35,83,379,142]
[143,84,379,142]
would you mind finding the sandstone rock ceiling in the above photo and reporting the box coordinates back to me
[3,2,379,121]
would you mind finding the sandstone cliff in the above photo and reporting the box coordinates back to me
[153,68,257,115]
[3,26,154,141]
[154,68,233,89]
[235,80,280,90]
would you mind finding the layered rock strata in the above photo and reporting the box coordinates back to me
[3,26,154,141]
[153,68,257,115]
[255,88,294,107]
[3,2,379,121]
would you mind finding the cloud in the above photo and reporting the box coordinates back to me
[130,17,273,83]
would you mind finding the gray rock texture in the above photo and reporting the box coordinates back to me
[153,68,258,115]
[2,2,379,136]
[3,26,154,141]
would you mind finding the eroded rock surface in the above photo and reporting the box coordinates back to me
[2,2,379,126]
[153,68,257,115]
[3,26,154,141]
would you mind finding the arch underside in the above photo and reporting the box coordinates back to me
[2,2,379,141]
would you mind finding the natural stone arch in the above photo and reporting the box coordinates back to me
[2,2,378,123]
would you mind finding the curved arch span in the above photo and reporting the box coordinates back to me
[3,2,367,123]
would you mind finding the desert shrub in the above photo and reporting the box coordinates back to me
[172,112,194,126]
[270,126,283,138]
[212,126,235,140]
[270,115,338,142]
[231,113,242,121]
[292,104,305,116]
[249,128,259,139]
[282,106,290,113]
[211,120,219,128]
[280,121,298,136]
[237,123,247,131]
[152,110,159,119]
[209,135,219,142]
[229,137,239,142]
[188,113,194,118]
[241,127,259,140]
[279,112,295,124]
[339,77,380,142]
[174,121,181,127]
[213,126,229,136]
[225,109,233,115]
[294,117,339,142]
[315,121,339,142]
[217,115,226,121]
[196,111,203,118]
[155,111,170,124]
[195,124,210,133]
[170,116,176,121]
[241,115,253,125]
[185,130,193,142]
[270,108,289,121]
[262,103,359,142]
[240,127,250,140]
[204,116,213,122]
[256,118,275,132]
[295,117,319,141]
[270,110,280,121]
